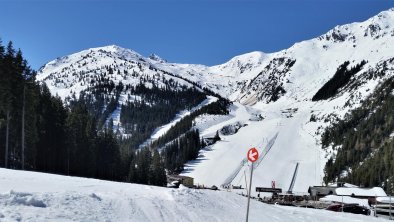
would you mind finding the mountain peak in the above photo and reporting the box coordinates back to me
[210,51,267,75]
[96,44,123,51]
[378,7,394,15]
[91,45,143,58]
[312,7,394,45]
[148,53,167,63]
[229,51,266,63]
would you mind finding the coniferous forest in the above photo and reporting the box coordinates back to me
[0,39,230,187]
[312,60,367,101]
[323,76,394,192]
[0,40,128,182]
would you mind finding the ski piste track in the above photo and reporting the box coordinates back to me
[221,132,279,188]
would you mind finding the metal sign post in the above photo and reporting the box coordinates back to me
[389,194,392,220]
[246,147,259,222]
[246,162,254,222]
[341,195,344,213]
[375,195,377,217]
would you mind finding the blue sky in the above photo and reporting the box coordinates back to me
[1,0,393,70]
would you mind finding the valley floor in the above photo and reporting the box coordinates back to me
[0,168,385,222]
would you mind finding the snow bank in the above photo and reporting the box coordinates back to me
[0,191,47,208]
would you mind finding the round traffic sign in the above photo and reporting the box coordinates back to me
[247,147,259,162]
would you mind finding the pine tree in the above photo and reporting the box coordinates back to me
[150,149,166,186]
[66,103,97,177]
[213,130,221,143]
[94,128,121,180]
[0,42,16,168]
[35,84,68,173]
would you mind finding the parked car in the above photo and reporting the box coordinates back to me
[326,203,370,215]
[326,204,342,212]
[342,204,370,215]
[210,185,218,191]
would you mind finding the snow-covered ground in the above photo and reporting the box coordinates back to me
[0,168,385,222]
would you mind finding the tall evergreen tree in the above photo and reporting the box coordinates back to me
[95,128,121,180]
[66,103,97,177]
[150,149,167,186]
[35,83,68,173]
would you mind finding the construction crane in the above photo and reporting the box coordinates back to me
[287,162,299,194]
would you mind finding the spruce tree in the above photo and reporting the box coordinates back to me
[151,149,166,186]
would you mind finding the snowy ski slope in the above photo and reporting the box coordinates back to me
[0,168,385,222]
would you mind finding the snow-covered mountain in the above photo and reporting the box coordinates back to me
[37,45,198,100]
[38,8,394,103]
[37,8,394,193]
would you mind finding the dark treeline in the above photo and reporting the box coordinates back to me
[0,40,125,181]
[65,76,123,130]
[149,98,230,173]
[0,40,36,170]
[0,40,161,184]
[323,76,394,192]
[152,98,230,149]
[312,60,367,101]
[162,129,204,173]
[128,148,166,186]
[74,70,207,152]
[119,82,206,150]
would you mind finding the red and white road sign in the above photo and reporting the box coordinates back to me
[246,147,258,221]
[247,147,259,162]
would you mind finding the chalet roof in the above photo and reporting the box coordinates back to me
[168,175,193,180]
[336,187,387,197]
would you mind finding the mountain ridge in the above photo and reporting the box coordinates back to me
[36,7,394,190]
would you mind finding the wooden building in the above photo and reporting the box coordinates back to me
[167,175,194,188]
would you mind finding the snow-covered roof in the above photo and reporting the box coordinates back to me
[335,187,387,197]
[320,195,370,207]
[376,196,394,203]
[327,182,359,188]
